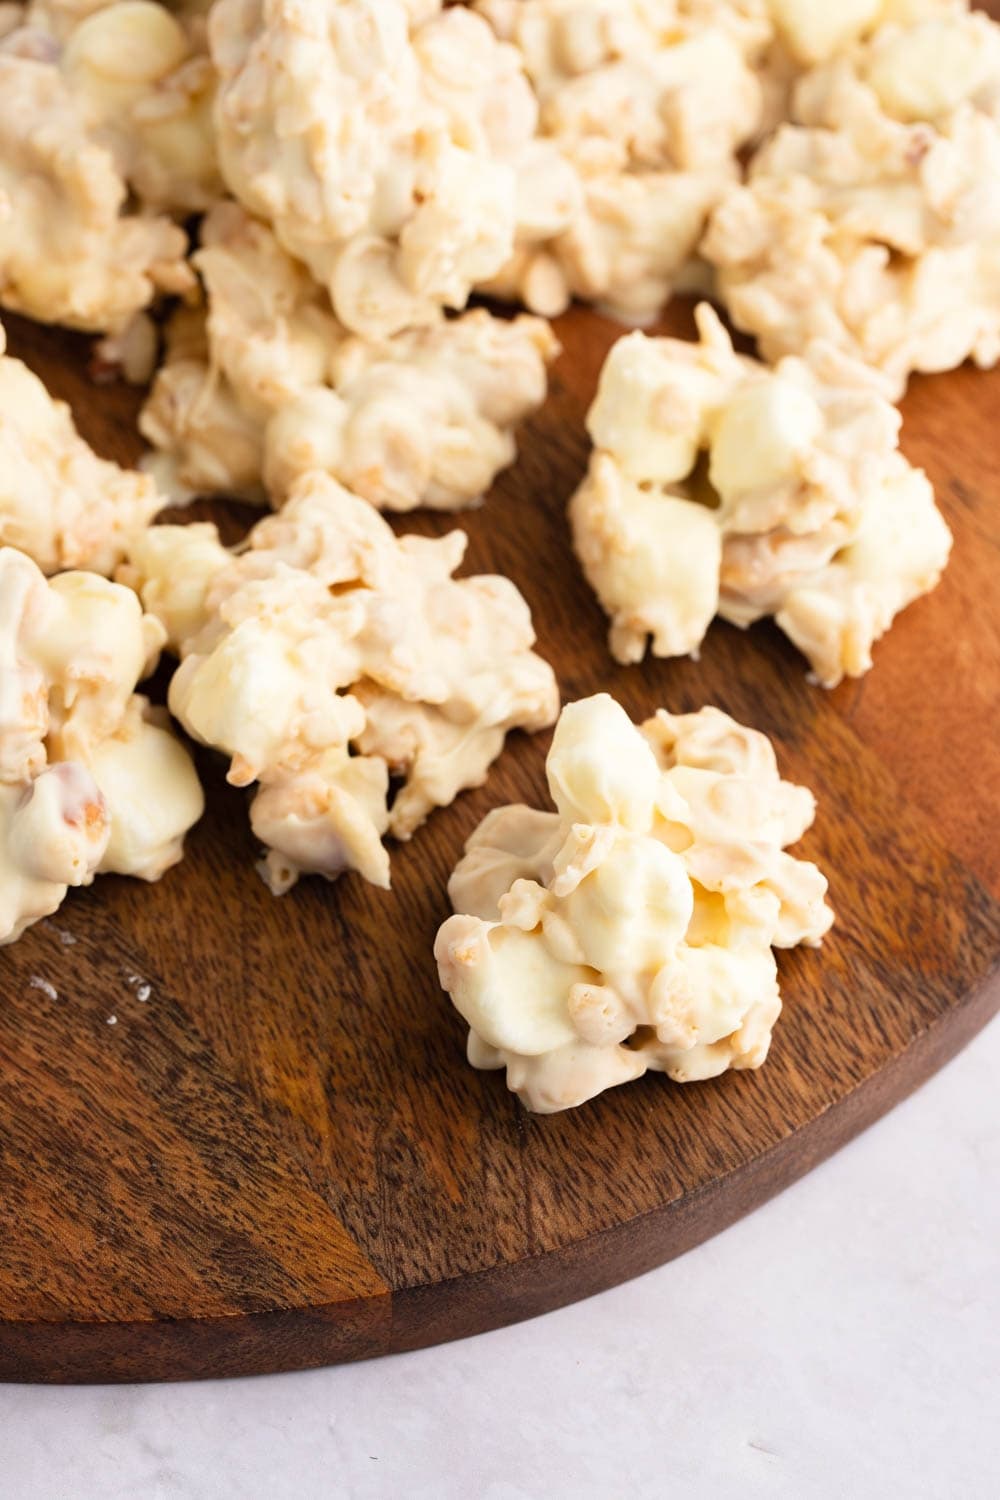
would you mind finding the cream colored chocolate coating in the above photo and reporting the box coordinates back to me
[752,1,958,141]
[570,302,952,686]
[704,6,1000,394]
[435,693,832,1113]
[55,0,222,213]
[0,322,161,575]
[85,696,205,878]
[0,29,191,332]
[765,0,956,68]
[0,547,203,943]
[208,0,531,337]
[10,0,220,213]
[0,762,110,945]
[474,0,764,323]
[125,471,558,892]
[139,203,556,511]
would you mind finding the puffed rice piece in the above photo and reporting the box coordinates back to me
[123,471,559,892]
[569,303,952,686]
[435,692,832,1112]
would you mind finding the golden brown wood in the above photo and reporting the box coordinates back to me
[0,302,998,1383]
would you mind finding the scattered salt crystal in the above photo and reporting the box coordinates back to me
[106,1014,117,1026]
[28,975,58,1001]
[135,983,151,1003]
[58,929,76,946]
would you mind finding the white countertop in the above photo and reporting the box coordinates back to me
[4,1013,998,1500]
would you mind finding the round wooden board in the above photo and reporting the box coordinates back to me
[1,301,998,1385]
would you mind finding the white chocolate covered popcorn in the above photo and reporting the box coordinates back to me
[0,34,191,332]
[0,322,162,575]
[435,693,832,1112]
[474,0,764,322]
[208,0,532,337]
[0,546,204,943]
[139,203,557,510]
[570,303,952,686]
[704,6,1000,394]
[124,471,559,892]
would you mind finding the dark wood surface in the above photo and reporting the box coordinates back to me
[0,300,998,1383]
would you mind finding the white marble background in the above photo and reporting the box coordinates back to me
[3,1015,998,1500]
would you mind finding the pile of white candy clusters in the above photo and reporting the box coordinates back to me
[2,0,989,1112]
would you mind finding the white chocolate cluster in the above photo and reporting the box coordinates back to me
[0,546,204,943]
[570,303,952,686]
[208,0,535,338]
[0,322,162,575]
[139,202,557,511]
[473,0,764,323]
[124,471,559,892]
[51,0,222,214]
[0,5,197,332]
[435,693,833,1113]
[704,4,1000,394]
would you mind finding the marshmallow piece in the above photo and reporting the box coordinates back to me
[436,913,585,1055]
[708,378,824,503]
[169,599,367,788]
[5,562,166,772]
[87,700,205,881]
[863,17,994,123]
[119,522,230,651]
[558,830,695,980]
[546,693,661,831]
[569,455,722,664]
[571,303,951,684]
[20,0,224,213]
[436,693,833,1112]
[640,944,781,1081]
[0,762,110,944]
[61,2,189,104]
[0,545,202,944]
[5,761,109,888]
[587,329,726,485]
[768,0,881,65]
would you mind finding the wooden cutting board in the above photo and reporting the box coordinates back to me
[0,301,998,1384]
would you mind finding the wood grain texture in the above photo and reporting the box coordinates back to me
[0,299,998,1383]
